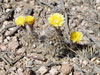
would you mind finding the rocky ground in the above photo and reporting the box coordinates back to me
[0,0,100,75]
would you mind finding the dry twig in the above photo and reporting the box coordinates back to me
[39,0,53,8]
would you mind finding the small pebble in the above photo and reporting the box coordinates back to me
[9,27,15,31]
[6,9,11,12]
[49,68,58,75]
[9,67,16,72]
[17,68,24,75]
[82,60,88,66]
[6,36,11,41]
[3,21,9,26]
[38,66,48,75]
[12,36,18,41]
[61,63,73,74]
[16,47,25,54]
[8,40,19,50]
[26,60,34,67]
[4,39,8,44]
[35,60,43,65]
[32,44,36,49]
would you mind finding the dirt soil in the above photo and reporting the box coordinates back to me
[0,0,100,75]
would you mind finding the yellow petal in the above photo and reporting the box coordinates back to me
[25,15,35,25]
[71,31,83,43]
[15,16,25,26]
[48,13,64,28]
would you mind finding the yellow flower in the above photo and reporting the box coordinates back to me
[25,15,35,25]
[70,31,83,43]
[15,16,25,26]
[48,13,64,28]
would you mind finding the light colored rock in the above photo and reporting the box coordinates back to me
[3,21,8,25]
[6,36,11,41]
[49,68,58,75]
[12,36,18,41]
[38,66,48,75]
[17,68,24,75]
[61,63,73,74]
[6,9,11,12]
[17,68,23,72]
[0,36,3,43]
[82,60,88,66]
[4,39,8,44]
[55,66,61,71]
[4,31,11,36]
[9,67,16,72]
[0,44,7,51]
[8,36,19,50]
[72,58,78,62]
[16,47,25,54]
[3,21,9,28]
[32,44,37,49]
[8,27,15,31]
[35,60,43,65]
[79,59,83,64]
[26,60,34,67]
[8,40,19,50]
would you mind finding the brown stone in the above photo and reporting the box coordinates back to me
[61,63,73,75]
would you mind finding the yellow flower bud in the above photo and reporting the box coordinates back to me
[71,31,83,43]
[15,16,25,26]
[48,13,64,28]
[25,15,35,25]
